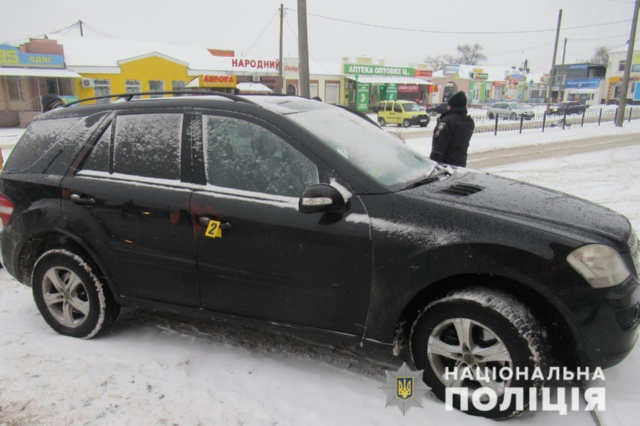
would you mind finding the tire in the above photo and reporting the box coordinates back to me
[32,249,120,339]
[410,288,548,419]
[487,112,494,119]
[420,123,428,127]
[509,112,517,120]
[402,119,411,128]
[378,117,386,127]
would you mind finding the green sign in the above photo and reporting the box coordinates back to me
[385,83,398,100]
[356,82,370,112]
[344,63,414,77]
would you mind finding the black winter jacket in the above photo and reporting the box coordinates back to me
[430,107,475,167]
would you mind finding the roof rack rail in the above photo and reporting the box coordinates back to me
[63,91,255,108]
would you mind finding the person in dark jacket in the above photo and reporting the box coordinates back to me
[430,91,474,167]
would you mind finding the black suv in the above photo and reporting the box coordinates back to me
[1,93,639,418]
[548,101,587,115]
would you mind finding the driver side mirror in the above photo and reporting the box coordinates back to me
[299,184,346,214]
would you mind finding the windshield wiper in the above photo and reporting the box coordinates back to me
[403,165,453,190]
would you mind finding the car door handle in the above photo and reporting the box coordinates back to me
[70,193,95,206]
[198,216,232,230]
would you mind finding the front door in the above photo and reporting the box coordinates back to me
[62,111,198,305]
[191,114,372,334]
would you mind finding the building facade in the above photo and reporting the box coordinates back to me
[605,49,640,103]
[550,63,606,105]
[1,38,79,127]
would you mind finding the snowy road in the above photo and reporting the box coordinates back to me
[1,133,640,425]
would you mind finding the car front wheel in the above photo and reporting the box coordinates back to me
[402,119,411,127]
[32,249,120,339]
[410,288,548,419]
[378,117,386,127]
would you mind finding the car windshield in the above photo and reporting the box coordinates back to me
[510,104,527,109]
[288,107,435,188]
[402,103,420,112]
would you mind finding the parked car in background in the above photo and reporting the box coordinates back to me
[377,100,429,127]
[426,102,449,116]
[487,102,535,120]
[548,101,587,115]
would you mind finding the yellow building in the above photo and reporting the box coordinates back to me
[73,53,192,102]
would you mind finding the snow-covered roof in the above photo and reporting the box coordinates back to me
[236,82,272,93]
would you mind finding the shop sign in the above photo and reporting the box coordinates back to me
[386,84,398,100]
[397,84,418,93]
[356,82,370,111]
[285,65,298,72]
[632,54,640,73]
[344,63,414,77]
[472,72,488,80]
[565,78,600,89]
[443,65,459,76]
[199,74,237,88]
[414,69,432,78]
[0,44,64,68]
[231,58,280,72]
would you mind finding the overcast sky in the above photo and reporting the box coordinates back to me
[1,0,636,73]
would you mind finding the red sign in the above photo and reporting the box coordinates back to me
[231,58,280,71]
[398,84,419,93]
[414,69,432,78]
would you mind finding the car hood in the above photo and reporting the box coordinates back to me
[403,169,630,244]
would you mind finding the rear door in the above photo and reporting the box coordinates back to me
[190,113,372,333]
[62,110,198,305]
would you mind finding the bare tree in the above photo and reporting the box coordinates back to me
[456,44,487,65]
[424,54,457,71]
[591,46,609,65]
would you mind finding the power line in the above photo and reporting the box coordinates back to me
[241,11,278,57]
[285,8,630,35]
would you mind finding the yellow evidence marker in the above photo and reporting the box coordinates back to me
[205,219,222,239]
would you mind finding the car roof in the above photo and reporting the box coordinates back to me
[41,94,332,121]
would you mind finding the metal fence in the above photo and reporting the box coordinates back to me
[471,106,639,135]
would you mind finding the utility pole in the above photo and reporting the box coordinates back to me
[297,0,310,98]
[279,4,284,94]
[78,19,84,37]
[561,37,567,65]
[616,0,640,126]
[546,9,562,109]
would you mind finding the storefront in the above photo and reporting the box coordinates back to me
[343,63,431,111]
[1,39,79,127]
[564,78,603,105]
[185,74,237,92]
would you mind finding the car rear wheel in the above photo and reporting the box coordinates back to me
[410,288,548,419]
[402,119,411,128]
[378,117,386,127]
[487,112,494,119]
[32,249,120,339]
[509,112,517,120]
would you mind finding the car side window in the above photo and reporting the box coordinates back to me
[385,102,391,112]
[203,115,319,197]
[81,125,111,172]
[113,113,182,180]
[394,103,403,113]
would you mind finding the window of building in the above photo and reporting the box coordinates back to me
[325,82,339,104]
[172,80,185,94]
[310,82,319,99]
[125,80,141,98]
[619,61,626,72]
[114,113,182,180]
[7,77,24,101]
[203,115,319,197]
[149,80,164,97]
[94,79,111,103]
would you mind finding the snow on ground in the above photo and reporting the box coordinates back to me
[1,128,639,425]
[404,119,640,157]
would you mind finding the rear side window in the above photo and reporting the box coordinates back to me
[394,103,402,112]
[4,116,100,174]
[81,126,111,172]
[113,114,182,180]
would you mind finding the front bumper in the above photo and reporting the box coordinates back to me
[409,115,429,126]
[573,275,640,368]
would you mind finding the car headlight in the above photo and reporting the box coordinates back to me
[567,244,630,288]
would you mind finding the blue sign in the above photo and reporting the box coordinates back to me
[568,64,588,70]
[634,82,640,101]
[0,44,64,68]
[565,78,601,89]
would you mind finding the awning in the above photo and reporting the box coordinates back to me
[346,75,431,85]
[0,68,81,78]
[236,82,272,93]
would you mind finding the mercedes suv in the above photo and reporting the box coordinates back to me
[1,93,638,418]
